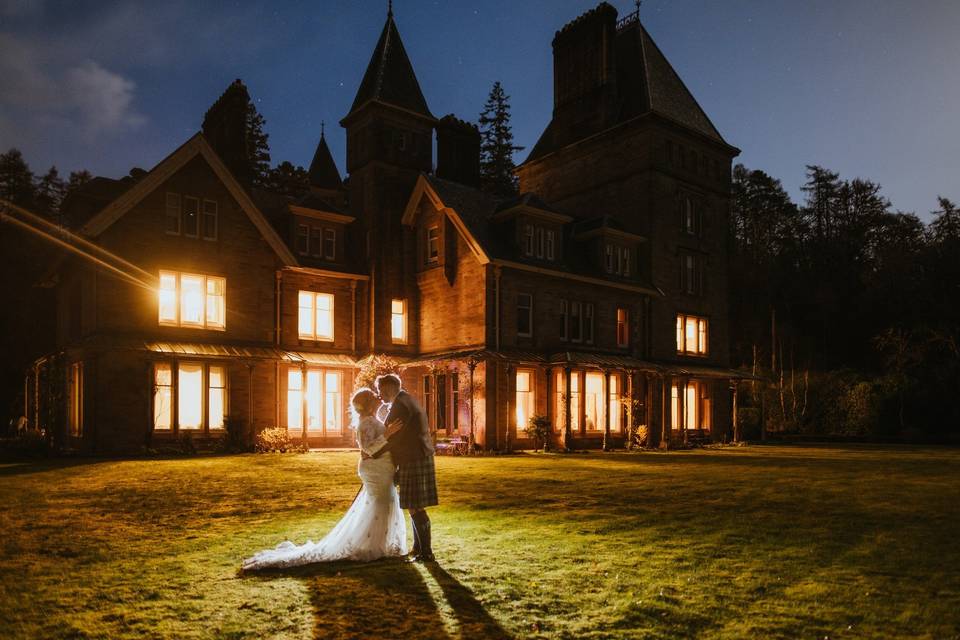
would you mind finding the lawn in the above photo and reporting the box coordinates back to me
[1,445,959,640]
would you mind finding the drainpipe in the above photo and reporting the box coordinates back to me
[350,280,357,353]
[274,271,282,347]
[494,266,502,351]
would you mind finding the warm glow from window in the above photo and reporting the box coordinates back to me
[178,363,203,429]
[159,271,225,330]
[515,370,535,430]
[609,375,621,432]
[671,381,711,431]
[391,298,407,343]
[617,308,628,348]
[585,372,604,431]
[676,314,708,355]
[154,363,172,430]
[69,362,83,437]
[208,366,226,429]
[298,291,334,341]
[570,373,580,430]
[287,368,342,435]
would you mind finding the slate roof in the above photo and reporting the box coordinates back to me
[345,11,434,121]
[307,134,342,190]
[526,17,731,164]
[424,174,509,258]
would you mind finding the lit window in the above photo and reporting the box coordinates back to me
[69,362,83,437]
[296,224,309,255]
[391,298,407,344]
[202,200,218,240]
[617,308,629,348]
[517,293,532,337]
[570,373,580,431]
[324,229,336,261]
[178,363,203,430]
[298,291,334,341]
[287,369,303,430]
[523,224,534,256]
[584,372,604,431]
[208,366,226,429]
[183,196,199,237]
[545,230,555,260]
[307,370,322,431]
[516,369,535,430]
[325,371,342,433]
[670,381,711,431]
[154,363,172,430]
[165,193,181,235]
[554,370,565,430]
[158,271,226,330]
[427,226,439,263]
[609,375,621,432]
[676,313,708,355]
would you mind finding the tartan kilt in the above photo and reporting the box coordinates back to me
[397,455,438,510]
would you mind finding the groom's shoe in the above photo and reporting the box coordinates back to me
[408,513,435,563]
[407,514,421,560]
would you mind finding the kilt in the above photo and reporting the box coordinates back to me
[397,455,438,510]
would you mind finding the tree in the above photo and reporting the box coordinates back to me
[478,81,523,198]
[246,100,271,188]
[0,148,36,208]
[929,197,960,243]
[35,167,67,221]
[265,161,310,198]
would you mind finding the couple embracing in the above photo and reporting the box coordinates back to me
[242,374,437,570]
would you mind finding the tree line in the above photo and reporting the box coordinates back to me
[730,164,960,440]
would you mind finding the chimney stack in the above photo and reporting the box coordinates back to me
[436,115,481,187]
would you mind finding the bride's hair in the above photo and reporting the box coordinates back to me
[349,387,379,429]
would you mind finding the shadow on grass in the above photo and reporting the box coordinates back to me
[244,559,511,640]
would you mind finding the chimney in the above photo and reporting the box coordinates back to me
[202,79,253,185]
[551,2,619,146]
[436,115,480,187]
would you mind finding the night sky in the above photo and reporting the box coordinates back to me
[2,0,958,219]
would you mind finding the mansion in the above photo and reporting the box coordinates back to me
[26,3,743,453]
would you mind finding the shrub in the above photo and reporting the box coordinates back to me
[220,415,250,453]
[255,427,306,453]
[524,415,551,451]
[354,355,402,392]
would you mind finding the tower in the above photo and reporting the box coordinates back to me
[340,7,437,353]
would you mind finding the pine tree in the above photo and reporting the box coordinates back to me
[265,161,310,198]
[245,100,271,188]
[478,81,524,198]
[35,166,67,220]
[0,148,36,208]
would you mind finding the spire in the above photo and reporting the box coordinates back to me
[307,132,342,190]
[342,9,434,123]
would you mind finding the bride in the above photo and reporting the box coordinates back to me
[242,388,407,570]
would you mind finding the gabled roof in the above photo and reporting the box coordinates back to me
[307,133,342,190]
[79,133,297,266]
[526,17,736,164]
[344,10,434,122]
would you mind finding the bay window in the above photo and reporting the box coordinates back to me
[287,368,343,436]
[515,369,535,431]
[152,362,227,433]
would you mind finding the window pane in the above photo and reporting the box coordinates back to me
[287,369,303,430]
[180,275,204,326]
[208,366,225,429]
[671,384,680,430]
[609,376,620,432]
[306,370,322,431]
[516,371,530,392]
[310,228,322,257]
[391,299,405,342]
[676,315,683,352]
[315,293,334,340]
[159,272,178,323]
[685,317,697,354]
[325,371,342,433]
[178,364,203,429]
[297,225,309,254]
[298,291,314,338]
[554,371,565,431]
[165,193,180,234]
[698,319,708,354]
[585,372,604,431]
[206,277,225,329]
[515,370,535,433]
[202,200,217,240]
[154,363,172,430]
[686,384,697,431]
[324,229,336,260]
[183,197,199,236]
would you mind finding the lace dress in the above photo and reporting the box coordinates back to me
[241,416,406,569]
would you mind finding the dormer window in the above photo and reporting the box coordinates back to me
[605,244,633,276]
[324,229,336,261]
[546,230,555,260]
[535,228,545,258]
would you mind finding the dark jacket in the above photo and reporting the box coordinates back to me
[377,391,432,465]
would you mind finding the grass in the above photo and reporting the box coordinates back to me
[1,445,959,639]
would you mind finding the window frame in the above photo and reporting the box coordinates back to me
[323,228,336,261]
[182,196,200,238]
[391,298,408,344]
[298,291,335,342]
[676,313,709,356]
[152,361,228,435]
[616,307,629,348]
[517,293,533,338]
[158,270,226,331]
[426,225,440,264]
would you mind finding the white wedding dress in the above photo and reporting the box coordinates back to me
[242,416,407,570]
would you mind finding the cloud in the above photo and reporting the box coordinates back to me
[0,33,145,140]
[0,0,43,18]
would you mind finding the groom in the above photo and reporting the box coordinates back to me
[374,374,437,563]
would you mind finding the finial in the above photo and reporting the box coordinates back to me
[321,120,325,139]
[388,0,393,17]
